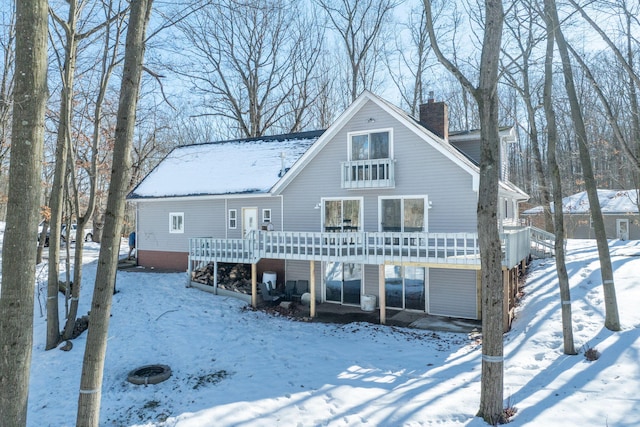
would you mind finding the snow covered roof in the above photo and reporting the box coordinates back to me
[128,130,324,199]
[523,189,639,215]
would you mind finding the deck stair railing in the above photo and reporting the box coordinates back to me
[528,226,556,258]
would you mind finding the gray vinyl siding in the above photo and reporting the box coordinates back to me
[137,199,225,252]
[281,99,478,233]
[284,260,322,300]
[137,196,282,252]
[224,197,282,238]
[564,213,640,239]
[362,264,379,296]
[428,268,477,319]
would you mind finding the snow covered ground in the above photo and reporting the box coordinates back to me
[18,230,640,426]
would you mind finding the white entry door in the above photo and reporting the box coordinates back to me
[617,219,629,240]
[242,207,258,237]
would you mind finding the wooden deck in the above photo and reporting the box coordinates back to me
[189,228,536,270]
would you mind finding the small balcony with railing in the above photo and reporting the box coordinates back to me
[341,158,395,189]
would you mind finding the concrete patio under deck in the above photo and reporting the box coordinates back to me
[291,302,482,334]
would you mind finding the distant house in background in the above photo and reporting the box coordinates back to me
[128,91,535,329]
[523,189,639,240]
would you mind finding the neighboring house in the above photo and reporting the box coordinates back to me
[128,91,533,328]
[523,189,639,240]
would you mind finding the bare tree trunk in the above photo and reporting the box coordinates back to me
[46,0,81,351]
[549,0,620,332]
[475,3,505,422]
[543,0,576,355]
[502,4,553,232]
[63,1,125,342]
[423,0,505,422]
[0,0,48,423]
[36,218,49,265]
[76,1,153,425]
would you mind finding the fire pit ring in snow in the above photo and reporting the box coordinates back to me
[127,364,172,385]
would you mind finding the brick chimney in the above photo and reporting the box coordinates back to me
[419,92,448,140]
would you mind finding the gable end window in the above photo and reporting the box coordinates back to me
[229,209,237,229]
[169,212,184,233]
[349,130,391,161]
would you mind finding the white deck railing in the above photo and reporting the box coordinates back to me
[528,226,556,258]
[189,228,535,268]
[501,227,532,268]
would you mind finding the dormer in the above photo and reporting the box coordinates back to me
[447,127,516,182]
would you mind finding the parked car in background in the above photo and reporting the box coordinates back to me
[39,223,94,247]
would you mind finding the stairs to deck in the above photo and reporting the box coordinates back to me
[529,226,555,258]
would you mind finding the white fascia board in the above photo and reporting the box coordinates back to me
[368,95,481,192]
[270,93,372,195]
[499,183,529,201]
[501,126,517,143]
[272,90,508,197]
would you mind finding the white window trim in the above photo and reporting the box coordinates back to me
[262,208,272,223]
[384,265,427,311]
[378,195,429,232]
[347,128,394,161]
[169,212,184,234]
[320,197,364,231]
[229,209,237,229]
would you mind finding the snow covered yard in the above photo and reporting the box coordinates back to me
[22,237,640,426]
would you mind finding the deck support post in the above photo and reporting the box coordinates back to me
[379,264,386,324]
[251,263,257,308]
[186,258,192,288]
[503,269,510,332]
[213,261,218,294]
[310,260,316,318]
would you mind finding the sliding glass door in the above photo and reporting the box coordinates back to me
[380,197,426,232]
[324,199,361,232]
[326,262,362,305]
[385,265,425,310]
